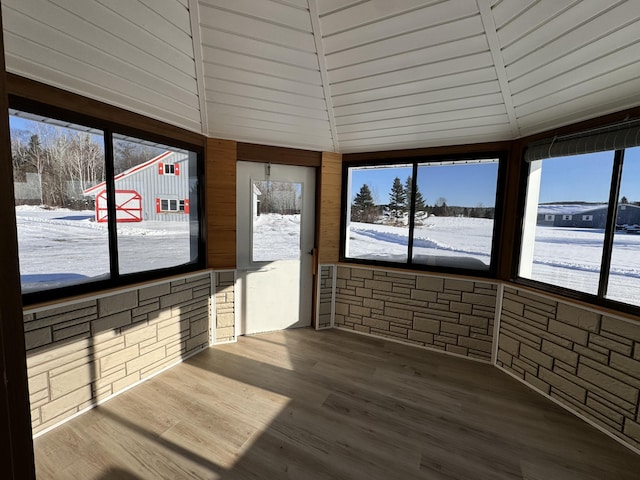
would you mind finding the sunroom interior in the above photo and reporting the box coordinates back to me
[2,1,640,479]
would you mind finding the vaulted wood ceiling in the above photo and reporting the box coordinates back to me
[3,0,640,153]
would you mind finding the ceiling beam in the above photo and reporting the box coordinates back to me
[188,0,209,134]
[308,0,339,152]
[477,0,520,138]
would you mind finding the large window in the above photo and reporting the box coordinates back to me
[10,105,203,302]
[342,155,503,273]
[519,123,640,311]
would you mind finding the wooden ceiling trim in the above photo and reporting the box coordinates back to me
[237,142,321,167]
[478,0,520,138]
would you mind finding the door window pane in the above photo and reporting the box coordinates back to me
[111,135,199,275]
[252,180,302,262]
[345,165,412,262]
[412,161,498,270]
[608,147,640,305]
[519,152,614,294]
[10,110,109,292]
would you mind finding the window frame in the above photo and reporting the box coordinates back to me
[340,152,507,277]
[514,146,640,316]
[10,95,206,305]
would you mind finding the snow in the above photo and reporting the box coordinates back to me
[252,213,301,261]
[14,206,640,308]
[16,206,192,292]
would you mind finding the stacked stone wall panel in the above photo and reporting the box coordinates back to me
[25,273,212,435]
[215,271,236,342]
[318,265,334,329]
[497,286,640,449]
[334,266,497,361]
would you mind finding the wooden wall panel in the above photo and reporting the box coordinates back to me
[318,151,342,263]
[206,138,237,269]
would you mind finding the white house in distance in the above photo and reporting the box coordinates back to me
[83,151,190,222]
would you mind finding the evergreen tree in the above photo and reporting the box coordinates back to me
[404,176,426,212]
[351,184,376,223]
[388,177,406,220]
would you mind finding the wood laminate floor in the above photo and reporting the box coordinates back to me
[34,328,640,479]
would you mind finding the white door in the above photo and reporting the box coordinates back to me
[236,161,315,335]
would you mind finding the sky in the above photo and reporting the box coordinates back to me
[350,147,640,208]
[350,161,499,207]
[538,148,640,204]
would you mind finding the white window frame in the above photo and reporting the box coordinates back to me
[562,214,572,221]
[582,214,593,221]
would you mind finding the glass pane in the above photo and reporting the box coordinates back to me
[412,161,498,270]
[608,147,640,306]
[345,165,412,262]
[112,135,199,275]
[252,180,302,261]
[10,110,109,292]
[519,152,614,294]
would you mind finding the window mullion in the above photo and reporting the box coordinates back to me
[597,149,625,298]
[104,130,120,279]
[406,162,418,264]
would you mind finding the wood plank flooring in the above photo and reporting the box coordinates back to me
[33,328,640,479]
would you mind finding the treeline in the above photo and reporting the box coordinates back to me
[12,121,162,209]
[351,175,494,224]
[256,180,301,215]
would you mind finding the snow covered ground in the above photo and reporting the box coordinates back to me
[15,206,192,292]
[347,217,640,306]
[14,206,640,307]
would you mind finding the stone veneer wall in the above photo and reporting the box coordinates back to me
[334,266,497,361]
[214,271,236,343]
[25,272,212,435]
[318,265,334,329]
[497,286,640,449]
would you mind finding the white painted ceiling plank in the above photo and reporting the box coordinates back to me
[203,64,324,98]
[309,0,339,152]
[325,16,485,70]
[496,0,578,49]
[210,114,331,137]
[46,0,196,73]
[207,123,333,150]
[188,0,207,133]
[331,51,494,96]
[338,115,510,141]
[198,4,316,52]
[334,93,505,125]
[5,9,199,109]
[517,78,640,135]
[515,62,640,118]
[206,77,328,110]
[332,67,498,107]
[512,43,640,107]
[333,81,501,117]
[205,91,329,121]
[321,0,439,36]
[490,0,536,29]
[339,124,512,148]
[317,0,362,16]
[5,53,202,133]
[200,0,312,30]
[94,0,194,56]
[509,21,640,95]
[329,35,489,83]
[200,28,319,70]
[340,132,513,153]
[503,1,639,74]
[337,105,507,134]
[139,0,191,35]
[477,0,520,137]
[322,0,479,54]
[202,47,322,85]
[208,102,331,129]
